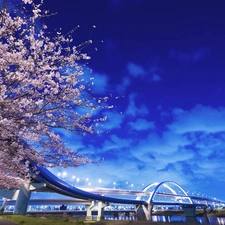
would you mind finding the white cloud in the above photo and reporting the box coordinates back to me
[103,134,133,150]
[125,93,149,117]
[82,67,110,94]
[126,61,162,82]
[193,47,210,62]
[127,62,147,78]
[169,47,210,64]
[168,104,225,133]
[130,131,192,162]
[128,118,155,131]
[91,72,109,94]
[151,74,161,82]
[100,110,125,130]
[186,132,225,157]
[116,76,131,93]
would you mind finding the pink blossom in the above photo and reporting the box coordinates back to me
[0,0,110,189]
[22,0,32,4]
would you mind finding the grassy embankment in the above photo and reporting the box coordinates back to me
[0,215,191,225]
[1,209,225,225]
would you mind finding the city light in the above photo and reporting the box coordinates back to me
[62,172,67,177]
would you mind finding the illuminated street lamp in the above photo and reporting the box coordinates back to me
[98,179,102,187]
[61,171,67,181]
[76,178,80,186]
[72,176,76,186]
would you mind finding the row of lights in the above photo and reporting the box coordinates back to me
[58,173,92,186]
[187,190,216,199]
[56,172,144,189]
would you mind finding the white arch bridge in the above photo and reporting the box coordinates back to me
[0,160,224,222]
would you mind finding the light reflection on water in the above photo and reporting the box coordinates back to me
[151,216,225,224]
[206,217,225,225]
[104,215,225,225]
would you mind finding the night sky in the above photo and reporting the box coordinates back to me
[27,0,225,200]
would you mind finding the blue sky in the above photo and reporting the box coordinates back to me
[31,0,225,200]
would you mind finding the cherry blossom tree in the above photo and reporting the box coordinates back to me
[0,0,109,188]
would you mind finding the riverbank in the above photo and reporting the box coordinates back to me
[2,209,225,225]
[0,215,199,225]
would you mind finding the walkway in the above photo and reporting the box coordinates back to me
[0,217,18,225]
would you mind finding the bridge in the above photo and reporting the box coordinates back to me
[1,159,225,223]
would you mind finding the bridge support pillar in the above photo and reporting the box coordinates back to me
[86,201,95,221]
[0,197,7,212]
[182,205,197,223]
[97,201,106,221]
[114,211,119,220]
[125,211,129,219]
[202,206,210,225]
[13,180,31,215]
[143,204,153,221]
[136,204,153,221]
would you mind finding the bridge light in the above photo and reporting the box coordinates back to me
[62,172,67,177]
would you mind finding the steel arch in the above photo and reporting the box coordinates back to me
[137,181,193,205]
